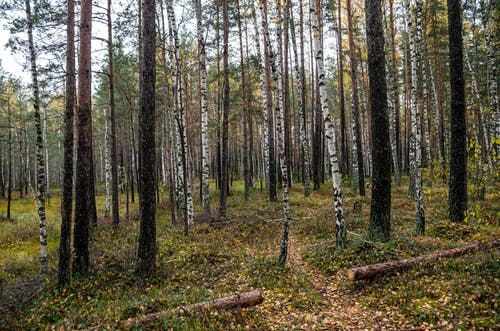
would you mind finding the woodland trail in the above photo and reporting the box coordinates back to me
[261,234,395,330]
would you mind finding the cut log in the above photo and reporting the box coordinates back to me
[123,290,264,327]
[347,239,499,281]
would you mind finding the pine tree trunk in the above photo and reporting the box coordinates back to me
[346,0,365,196]
[7,99,12,220]
[137,0,157,276]
[447,0,467,222]
[337,0,349,177]
[73,0,93,276]
[58,0,75,284]
[219,0,230,217]
[310,0,346,248]
[366,0,391,242]
[107,0,120,226]
[236,0,251,201]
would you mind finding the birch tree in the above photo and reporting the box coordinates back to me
[310,0,346,248]
[195,0,210,216]
[24,0,48,274]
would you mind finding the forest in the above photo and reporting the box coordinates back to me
[0,0,498,329]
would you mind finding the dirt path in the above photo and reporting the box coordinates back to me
[262,235,395,330]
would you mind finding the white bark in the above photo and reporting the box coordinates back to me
[103,108,111,217]
[310,0,346,247]
[195,0,210,217]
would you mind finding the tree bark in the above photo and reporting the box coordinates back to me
[348,239,500,281]
[347,0,365,196]
[219,0,230,217]
[136,0,157,277]
[447,0,467,222]
[25,0,48,274]
[310,0,346,248]
[366,0,391,242]
[73,0,92,276]
[58,0,75,286]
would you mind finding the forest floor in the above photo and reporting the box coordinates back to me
[0,176,499,330]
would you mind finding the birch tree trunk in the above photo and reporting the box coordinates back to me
[310,0,346,248]
[104,108,111,218]
[260,0,277,202]
[25,0,48,274]
[166,0,194,228]
[337,0,349,177]
[195,0,210,216]
[273,0,292,266]
[486,2,498,170]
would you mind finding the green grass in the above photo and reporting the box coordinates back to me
[0,176,499,330]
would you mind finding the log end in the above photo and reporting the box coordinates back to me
[347,269,356,281]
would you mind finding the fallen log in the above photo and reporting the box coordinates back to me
[123,290,264,327]
[347,239,499,281]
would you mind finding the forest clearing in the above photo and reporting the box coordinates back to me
[1,178,499,329]
[0,0,499,329]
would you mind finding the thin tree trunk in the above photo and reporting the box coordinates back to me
[260,0,277,202]
[58,0,75,286]
[337,0,349,177]
[195,0,210,216]
[290,0,311,196]
[107,0,120,226]
[25,0,48,274]
[389,0,401,185]
[346,0,365,196]
[310,0,346,248]
[220,0,230,217]
[7,99,12,220]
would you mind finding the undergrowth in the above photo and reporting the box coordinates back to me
[0,177,498,330]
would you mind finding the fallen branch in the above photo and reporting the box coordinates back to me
[347,239,499,281]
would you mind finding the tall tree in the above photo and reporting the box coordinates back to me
[236,0,251,200]
[346,0,365,196]
[366,0,391,241]
[260,0,277,202]
[275,0,292,265]
[136,0,157,276]
[195,0,210,217]
[290,0,311,196]
[219,0,230,216]
[108,0,120,226]
[337,0,349,177]
[311,0,346,248]
[73,0,92,276]
[58,0,75,287]
[447,0,467,222]
[25,0,48,274]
